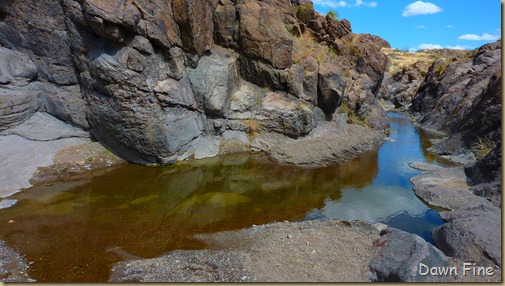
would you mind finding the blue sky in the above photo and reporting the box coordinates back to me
[311,0,501,51]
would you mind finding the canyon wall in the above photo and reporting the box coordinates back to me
[0,0,390,165]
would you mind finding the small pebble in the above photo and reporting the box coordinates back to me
[8,220,14,224]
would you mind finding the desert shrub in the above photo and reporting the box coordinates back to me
[327,9,338,20]
[292,32,340,65]
[474,136,497,159]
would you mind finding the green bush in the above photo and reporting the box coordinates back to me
[285,23,294,33]
[327,9,338,20]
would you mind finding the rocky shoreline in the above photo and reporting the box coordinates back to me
[107,218,500,282]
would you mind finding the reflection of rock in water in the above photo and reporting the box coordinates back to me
[166,192,251,225]
[0,149,416,282]
[334,147,379,189]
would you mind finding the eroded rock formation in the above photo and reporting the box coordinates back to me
[0,0,391,167]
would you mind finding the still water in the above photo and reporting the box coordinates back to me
[0,112,451,282]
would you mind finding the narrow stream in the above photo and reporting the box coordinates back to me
[0,112,452,282]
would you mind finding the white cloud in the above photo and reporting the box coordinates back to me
[412,43,470,51]
[355,0,377,7]
[402,1,442,17]
[458,33,500,41]
[418,44,443,50]
[312,0,377,8]
[415,25,426,29]
[446,45,469,50]
[446,25,454,28]
[312,0,350,8]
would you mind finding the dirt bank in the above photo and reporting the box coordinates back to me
[29,141,126,186]
[267,124,386,167]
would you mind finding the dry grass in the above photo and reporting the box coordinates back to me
[339,102,367,126]
[381,48,438,74]
[293,32,339,65]
[242,119,261,137]
[474,136,497,159]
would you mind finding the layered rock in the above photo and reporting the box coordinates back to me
[0,0,392,169]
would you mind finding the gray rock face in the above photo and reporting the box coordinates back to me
[228,80,263,119]
[2,112,89,141]
[188,47,240,116]
[0,47,38,86]
[237,1,293,69]
[317,63,345,118]
[0,87,43,131]
[238,56,288,92]
[154,77,198,109]
[369,227,451,282]
[35,83,89,129]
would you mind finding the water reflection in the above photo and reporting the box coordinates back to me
[0,149,378,282]
[0,112,447,282]
[305,113,447,242]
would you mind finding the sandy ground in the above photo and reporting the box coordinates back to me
[109,220,383,282]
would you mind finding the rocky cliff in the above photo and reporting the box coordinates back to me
[381,48,470,109]
[0,0,390,166]
[411,41,501,185]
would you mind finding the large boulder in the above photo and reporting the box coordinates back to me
[369,227,451,282]
[432,207,501,267]
[256,92,316,138]
[237,1,293,69]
